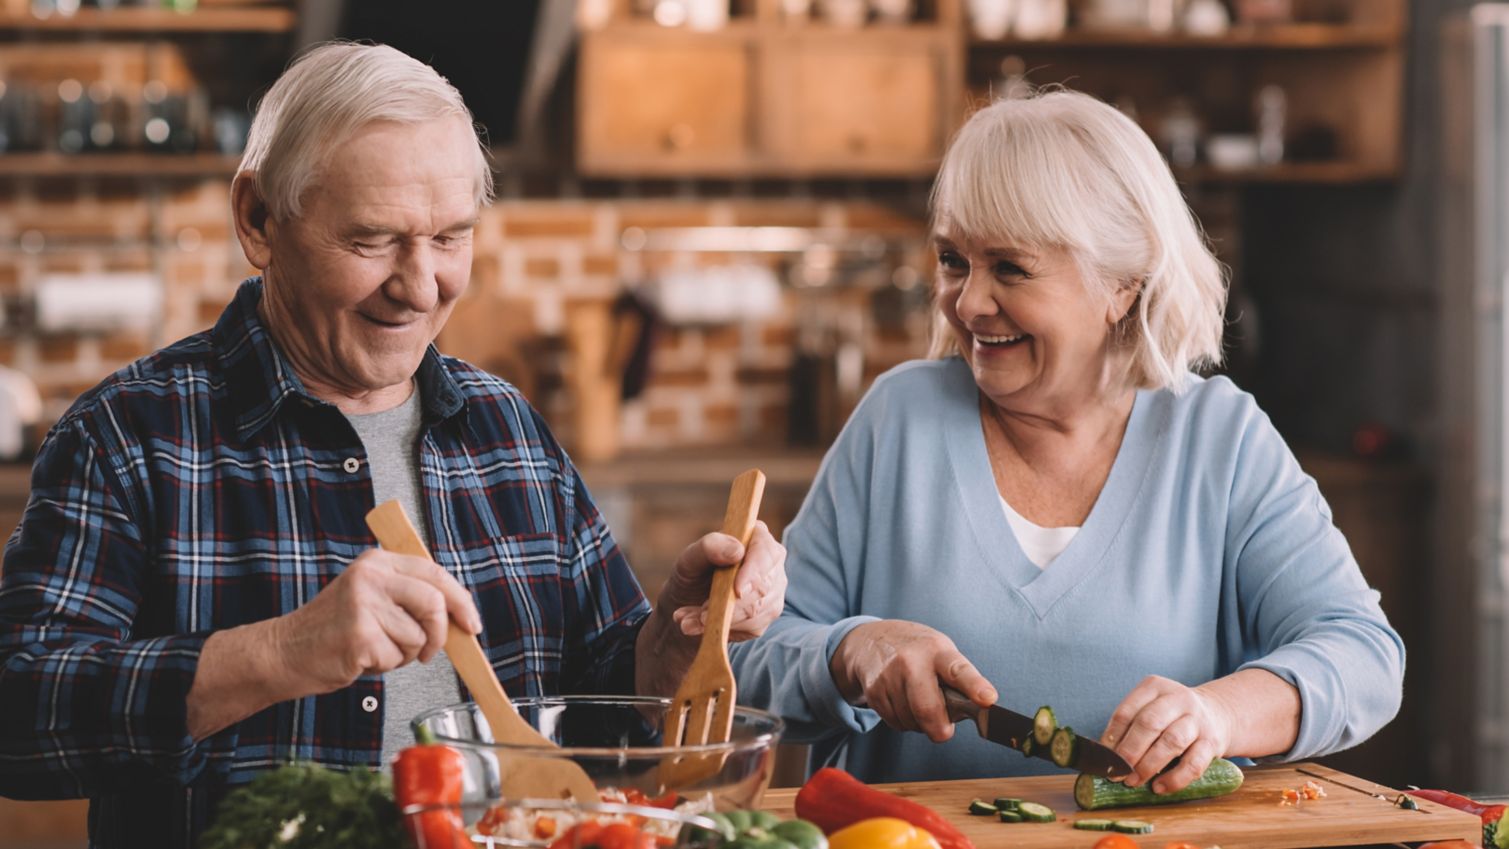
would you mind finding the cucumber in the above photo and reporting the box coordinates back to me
[997,809,1023,823]
[993,797,1022,811]
[1049,726,1078,768]
[1112,820,1155,834]
[968,799,997,816]
[1074,758,1245,810]
[1033,706,1057,745]
[1072,819,1115,831]
[1017,801,1056,823]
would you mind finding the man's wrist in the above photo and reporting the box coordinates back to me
[634,607,699,697]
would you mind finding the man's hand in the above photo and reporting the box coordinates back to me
[272,548,481,695]
[188,548,480,740]
[659,521,787,642]
[634,522,786,697]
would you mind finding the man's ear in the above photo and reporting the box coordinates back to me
[231,171,274,270]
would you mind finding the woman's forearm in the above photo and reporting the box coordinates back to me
[1199,667,1302,758]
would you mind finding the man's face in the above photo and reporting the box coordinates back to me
[258,117,480,400]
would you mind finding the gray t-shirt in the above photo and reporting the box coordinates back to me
[343,386,461,768]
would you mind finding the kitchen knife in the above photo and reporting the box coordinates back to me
[942,686,1133,779]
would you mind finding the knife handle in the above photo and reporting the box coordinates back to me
[941,684,982,723]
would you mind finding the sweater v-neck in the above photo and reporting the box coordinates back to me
[941,358,1164,618]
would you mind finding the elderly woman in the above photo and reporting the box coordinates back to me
[728,90,1403,793]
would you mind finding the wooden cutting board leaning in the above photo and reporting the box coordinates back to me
[760,764,1481,849]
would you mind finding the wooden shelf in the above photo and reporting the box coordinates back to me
[1176,161,1399,185]
[0,6,295,34]
[971,23,1402,50]
[0,152,241,178]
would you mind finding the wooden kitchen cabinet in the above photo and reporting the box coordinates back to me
[577,29,754,175]
[576,1,964,178]
[763,34,953,175]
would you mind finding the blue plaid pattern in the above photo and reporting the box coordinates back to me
[0,278,651,847]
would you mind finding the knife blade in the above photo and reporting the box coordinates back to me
[941,686,1133,779]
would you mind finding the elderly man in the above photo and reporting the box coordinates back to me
[0,43,787,847]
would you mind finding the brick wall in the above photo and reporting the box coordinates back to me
[0,181,937,456]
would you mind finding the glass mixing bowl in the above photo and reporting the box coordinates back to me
[411,696,784,812]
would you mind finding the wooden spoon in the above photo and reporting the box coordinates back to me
[365,500,597,802]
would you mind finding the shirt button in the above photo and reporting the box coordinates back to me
[343,457,361,474]
[361,695,378,713]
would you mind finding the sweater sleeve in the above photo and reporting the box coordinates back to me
[0,419,236,799]
[1225,407,1406,760]
[730,391,883,744]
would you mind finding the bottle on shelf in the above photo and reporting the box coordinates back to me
[1255,84,1287,165]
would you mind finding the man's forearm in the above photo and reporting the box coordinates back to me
[634,608,701,697]
[185,618,300,741]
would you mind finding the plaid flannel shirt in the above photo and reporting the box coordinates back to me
[0,278,651,847]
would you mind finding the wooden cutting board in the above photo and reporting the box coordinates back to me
[760,763,1482,848]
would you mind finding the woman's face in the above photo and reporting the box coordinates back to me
[934,227,1133,414]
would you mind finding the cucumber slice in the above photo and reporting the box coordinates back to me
[1049,726,1078,768]
[968,799,997,816]
[1111,820,1155,834]
[1072,819,1115,831]
[1033,706,1057,746]
[998,809,1023,823]
[993,797,1022,811]
[1021,735,1035,756]
[1017,801,1056,823]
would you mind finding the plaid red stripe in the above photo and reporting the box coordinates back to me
[0,278,650,848]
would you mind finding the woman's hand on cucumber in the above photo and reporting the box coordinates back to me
[830,620,997,743]
[1101,675,1235,795]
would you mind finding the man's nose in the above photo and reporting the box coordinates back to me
[387,242,440,313]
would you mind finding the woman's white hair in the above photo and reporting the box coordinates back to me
[929,89,1227,393]
[239,42,494,221]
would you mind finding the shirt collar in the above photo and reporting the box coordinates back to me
[212,277,467,440]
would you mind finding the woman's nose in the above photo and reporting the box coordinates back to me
[953,270,998,322]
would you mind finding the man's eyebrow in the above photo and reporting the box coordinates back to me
[439,217,479,234]
[344,218,480,238]
[345,223,402,238]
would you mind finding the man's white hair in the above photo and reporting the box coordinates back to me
[929,89,1227,393]
[239,41,494,221]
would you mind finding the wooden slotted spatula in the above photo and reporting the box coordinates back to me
[659,469,766,782]
[364,500,597,802]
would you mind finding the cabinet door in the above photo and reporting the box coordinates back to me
[765,38,946,175]
[578,32,751,176]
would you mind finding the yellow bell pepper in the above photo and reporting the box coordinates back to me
[828,817,943,849]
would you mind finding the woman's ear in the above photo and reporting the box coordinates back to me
[231,171,274,270]
[1107,277,1143,326]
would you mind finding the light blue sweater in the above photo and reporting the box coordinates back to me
[731,358,1405,783]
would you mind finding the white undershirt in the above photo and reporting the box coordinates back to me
[1000,496,1081,569]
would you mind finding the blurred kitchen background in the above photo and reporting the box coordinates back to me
[2,0,1506,843]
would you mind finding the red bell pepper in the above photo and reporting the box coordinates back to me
[1406,789,1507,824]
[392,726,469,849]
[1406,788,1507,848]
[795,767,976,849]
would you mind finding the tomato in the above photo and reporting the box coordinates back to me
[1093,835,1142,849]
[1418,842,1479,849]
[1163,843,1202,849]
